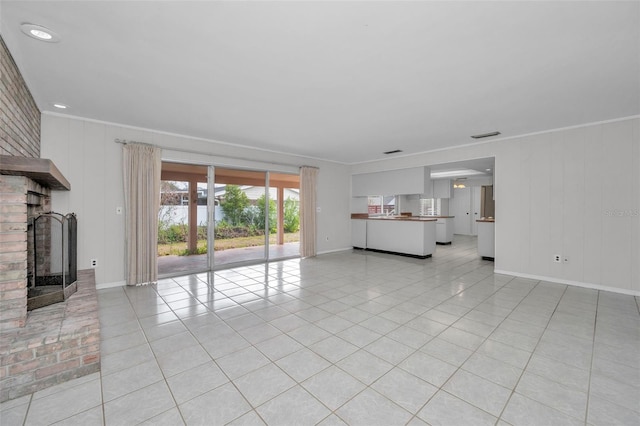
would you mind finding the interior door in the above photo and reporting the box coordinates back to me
[452,187,471,235]
[471,186,481,235]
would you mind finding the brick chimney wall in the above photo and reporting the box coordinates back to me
[0,36,41,157]
[0,35,42,329]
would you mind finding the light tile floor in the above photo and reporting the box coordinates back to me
[2,236,639,425]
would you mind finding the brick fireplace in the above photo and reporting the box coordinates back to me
[0,36,100,402]
[0,160,101,402]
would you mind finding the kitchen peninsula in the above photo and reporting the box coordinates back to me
[351,214,437,258]
[476,218,495,260]
[422,216,454,244]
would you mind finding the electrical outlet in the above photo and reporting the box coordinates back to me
[553,255,561,263]
[90,259,98,268]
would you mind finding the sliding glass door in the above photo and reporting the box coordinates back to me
[268,173,300,261]
[157,163,300,276]
[157,162,210,276]
[213,168,268,267]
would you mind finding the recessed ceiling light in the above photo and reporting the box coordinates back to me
[486,168,492,172]
[471,131,501,139]
[20,23,61,43]
[53,103,68,109]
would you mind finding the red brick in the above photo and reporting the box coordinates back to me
[0,195,26,205]
[0,233,27,243]
[0,280,26,291]
[35,359,80,380]
[0,318,25,330]
[0,348,34,366]
[58,343,99,362]
[1,213,27,223]
[0,297,27,311]
[80,333,100,346]
[82,353,100,366]
[35,339,79,357]
[0,204,26,214]
[0,241,27,254]
[9,354,56,375]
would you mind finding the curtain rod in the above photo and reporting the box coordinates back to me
[114,138,307,169]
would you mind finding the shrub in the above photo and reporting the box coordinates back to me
[214,221,263,239]
[221,185,249,226]
[284,197,299,233]
[256,194,277,234]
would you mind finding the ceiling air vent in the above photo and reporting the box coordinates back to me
[471,131,501,139]
[383,149,403,155]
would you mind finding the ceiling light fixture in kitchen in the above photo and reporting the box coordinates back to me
[471,131,501,139]
[431,169,485,178]
[53,103,68,109]
[20,23,61,42]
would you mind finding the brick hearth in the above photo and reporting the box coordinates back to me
[0,269,100,402]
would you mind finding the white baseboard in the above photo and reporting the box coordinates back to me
[96,280,126,290]
[494,269,640,297]
[317,247,353,256]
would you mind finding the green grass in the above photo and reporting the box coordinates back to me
[157,232,300,256]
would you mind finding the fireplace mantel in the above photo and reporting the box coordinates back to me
[0,155,70,190]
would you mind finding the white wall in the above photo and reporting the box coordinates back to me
[41,114,639,294]
[350,117,640,295]
[40,114,352,286]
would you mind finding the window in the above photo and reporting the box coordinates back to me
[420,198,440,216]
[368,195,396,215]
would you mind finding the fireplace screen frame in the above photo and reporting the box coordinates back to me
[28,212,78,310]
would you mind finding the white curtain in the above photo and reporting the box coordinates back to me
[299,166,318,258]
[123,143,162,285]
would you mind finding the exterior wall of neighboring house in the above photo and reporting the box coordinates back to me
[160,186,300,225]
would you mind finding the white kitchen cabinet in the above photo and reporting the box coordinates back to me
[422,172,433,199]
[352,166,430,196]
[351,220,367,248]
[433,179,453,199]
[366,219,436,258]
[477,220,495,260]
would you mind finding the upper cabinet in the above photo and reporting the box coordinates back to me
[433,179,454,199]
[352,166,430,196]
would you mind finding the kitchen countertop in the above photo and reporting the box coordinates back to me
[419,215,455,218]
[351,215,436,222]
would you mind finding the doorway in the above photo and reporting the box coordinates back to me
[157,163,209,275]
[213,168,300,267]
[157,162,300,276]
[451,186,481,235]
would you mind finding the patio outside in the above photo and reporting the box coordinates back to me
[158,175,300,275]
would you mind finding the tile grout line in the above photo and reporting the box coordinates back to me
[583,290,600,425]
[408,275,539,424]
[493,283,570,424]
